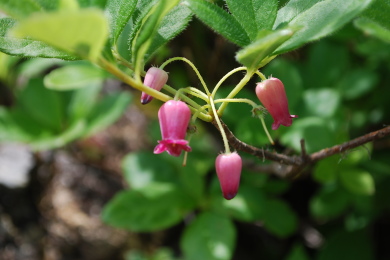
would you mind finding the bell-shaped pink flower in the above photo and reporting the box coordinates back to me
[255,77,297,130]
[154,100,192,157]
[141,67,168,104]
[215,152,242,200]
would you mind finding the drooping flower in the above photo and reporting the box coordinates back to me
[255,77,297,130]
[215,152,242,200]
[154,100,192,157]
[141,67,168,104]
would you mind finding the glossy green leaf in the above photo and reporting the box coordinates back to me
[0,0,42,19]
[181,212,236,260]
[225,0,278,40]
[102,184,187,231]
[236,28,294,70]
[273,0,320,29]
[44,63,109,90]
[183,0,250,46]
[339,170,375,196]
[122,151,177,189]
[145,4,192,61]
[310,184,350,219]
[11,9,109,61]
[274,0,373,53]
[317,230,375,260]
[0,18,76,59]
[262,199,298,237]
[84,92,131,136]
[105,0,137,44]
[303,88,341,118]
[354,17,390,43]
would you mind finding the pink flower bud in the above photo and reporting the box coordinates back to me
[141,67,168,104]
[215,152,242,200]
[255,77,297,130]
[154,100,192,157]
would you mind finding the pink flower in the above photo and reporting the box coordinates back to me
[141,67,168,104]
[154,100,192,157]
[215,152,242,200]
[255,77,297,130]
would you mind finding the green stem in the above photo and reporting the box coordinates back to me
[214,98,258,108]
[98,58,213,122]
[211,67,247,99]
[160,57,210,96]
[259,116,274,145]
[255,70,267,81]
[209,97,230,153]
[217,70,255,115]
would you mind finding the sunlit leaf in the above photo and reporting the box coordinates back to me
[181,212,236,260]
[11,9,109,61]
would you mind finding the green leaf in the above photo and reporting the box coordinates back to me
[17,78,64,132]
[0,18,76,59]
[105,0,138,44]
[67,82,102,122]
[310,184,350,219]
[0,106,49,143]
[181,212,236,260]
[337,69,379,100]
[354,17,390,43]
[30,120,86,150]
[281,117,334,153]
[274,0,374,53]
[0,0,42,19]
[360,0,390,31]
[313,156,340,183]
[122,151,177,189]
[339,170,375,196]
[35,0,60,10]
[44,63,109,90]
[78,0,107,8]
[303,88,341,118]
[102,183,187,231]
[273,0,320,29]
[145,4,192,61]
[84,91,131,136]
[11,9,109,61]
[303,41,349,89]
[262,199,298,237]
[317,230,374,260]
[212,185,266,222]
[131,0,180,67]
[236,28,294,70]
[225,0,278,40]
[183,0,250,46]
[285,244,310,260]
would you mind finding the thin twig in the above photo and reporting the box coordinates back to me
[212,119,390,177]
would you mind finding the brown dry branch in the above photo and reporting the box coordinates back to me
[212,119,390,178]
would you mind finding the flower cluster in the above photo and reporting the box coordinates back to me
[144,67,296,200]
